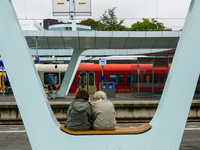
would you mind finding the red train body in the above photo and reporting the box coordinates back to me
[68,64,171,94]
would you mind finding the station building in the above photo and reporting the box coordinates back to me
[43,18,92,31]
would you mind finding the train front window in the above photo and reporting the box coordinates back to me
[110,75,124,86]
[44,73,59,85]
[61,72,75,85]
[127,75,141,86]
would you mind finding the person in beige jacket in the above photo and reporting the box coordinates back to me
[91,91,116,130]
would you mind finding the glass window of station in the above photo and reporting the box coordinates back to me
[49,27,91,31]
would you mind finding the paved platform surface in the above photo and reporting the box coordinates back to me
[0,93,157,103]
[0,122,200,150]
[0,94,200,107]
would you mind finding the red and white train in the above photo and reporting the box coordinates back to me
[36,63,177,94]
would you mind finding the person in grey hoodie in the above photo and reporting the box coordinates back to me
[91,91,116,130]
[65,90,91,131]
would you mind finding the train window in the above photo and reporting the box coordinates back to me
[161,74,167,84]
[110,75,124,86]
[154,75,159,84]
[89,73,94,86]
[0,75,6,86]
[81,73,87,85]
[81,73,86,79]
[100,75,107,82]
[61,72,75,85]
[144,75,152,84]
[127,75,141,86]
[44,73,59,85]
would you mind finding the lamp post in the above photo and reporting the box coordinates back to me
[70,0,76,31]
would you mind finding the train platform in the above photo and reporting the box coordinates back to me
[0,93,200,105]
[0,94,200,149]
[0,122,200,150]
[1,93,200,123]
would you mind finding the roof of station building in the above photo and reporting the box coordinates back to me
[23,31,181,50]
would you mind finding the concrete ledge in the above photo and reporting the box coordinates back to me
[0,100,200,119]
[1,100,200,108]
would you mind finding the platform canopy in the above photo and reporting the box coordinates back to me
[24,30,181,51]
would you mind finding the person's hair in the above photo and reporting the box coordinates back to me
[49,82,52,84]
[79,74,82,77]
[94,91,107,100]
[75,90,89,100]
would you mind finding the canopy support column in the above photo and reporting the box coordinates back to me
[56,49,85,97]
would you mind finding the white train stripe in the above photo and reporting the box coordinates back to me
[184,128,200,130]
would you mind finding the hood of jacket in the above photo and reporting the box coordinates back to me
[71,99,90,112]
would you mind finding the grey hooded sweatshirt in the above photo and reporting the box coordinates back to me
[65,99,92,131]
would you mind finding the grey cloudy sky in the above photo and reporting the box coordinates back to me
[12,0,191,30]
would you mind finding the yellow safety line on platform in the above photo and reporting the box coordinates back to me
[57,3,64,5]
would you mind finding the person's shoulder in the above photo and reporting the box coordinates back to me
[69,100,77,107]
[104,99,113,104]
[92,100,103,105]
[90,101,96,105]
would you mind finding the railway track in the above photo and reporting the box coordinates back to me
[0,117,200,125]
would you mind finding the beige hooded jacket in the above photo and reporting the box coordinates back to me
[91,100,116,130]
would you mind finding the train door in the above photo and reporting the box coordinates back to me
[81,72,95,94]
[138,58,153,95]
[0,72,6,93]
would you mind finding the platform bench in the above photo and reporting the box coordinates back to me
[60,123,152,135]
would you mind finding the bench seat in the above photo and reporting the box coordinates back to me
[60,123,152,135]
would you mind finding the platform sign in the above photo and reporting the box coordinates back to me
[99,58,106,66]
[52,0,91,16]
[35,57,39,63]
[100,76,105,81]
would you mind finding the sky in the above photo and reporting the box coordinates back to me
[12,0,191,30]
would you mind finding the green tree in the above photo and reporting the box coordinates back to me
[130,18,165,31]
[96,7,128,31]
[79,18,100,30]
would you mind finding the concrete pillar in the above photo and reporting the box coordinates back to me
[56,49,85,97]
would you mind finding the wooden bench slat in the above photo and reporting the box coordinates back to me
[60,123,152,135]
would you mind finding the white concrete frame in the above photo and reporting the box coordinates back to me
[0,0,200,149]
